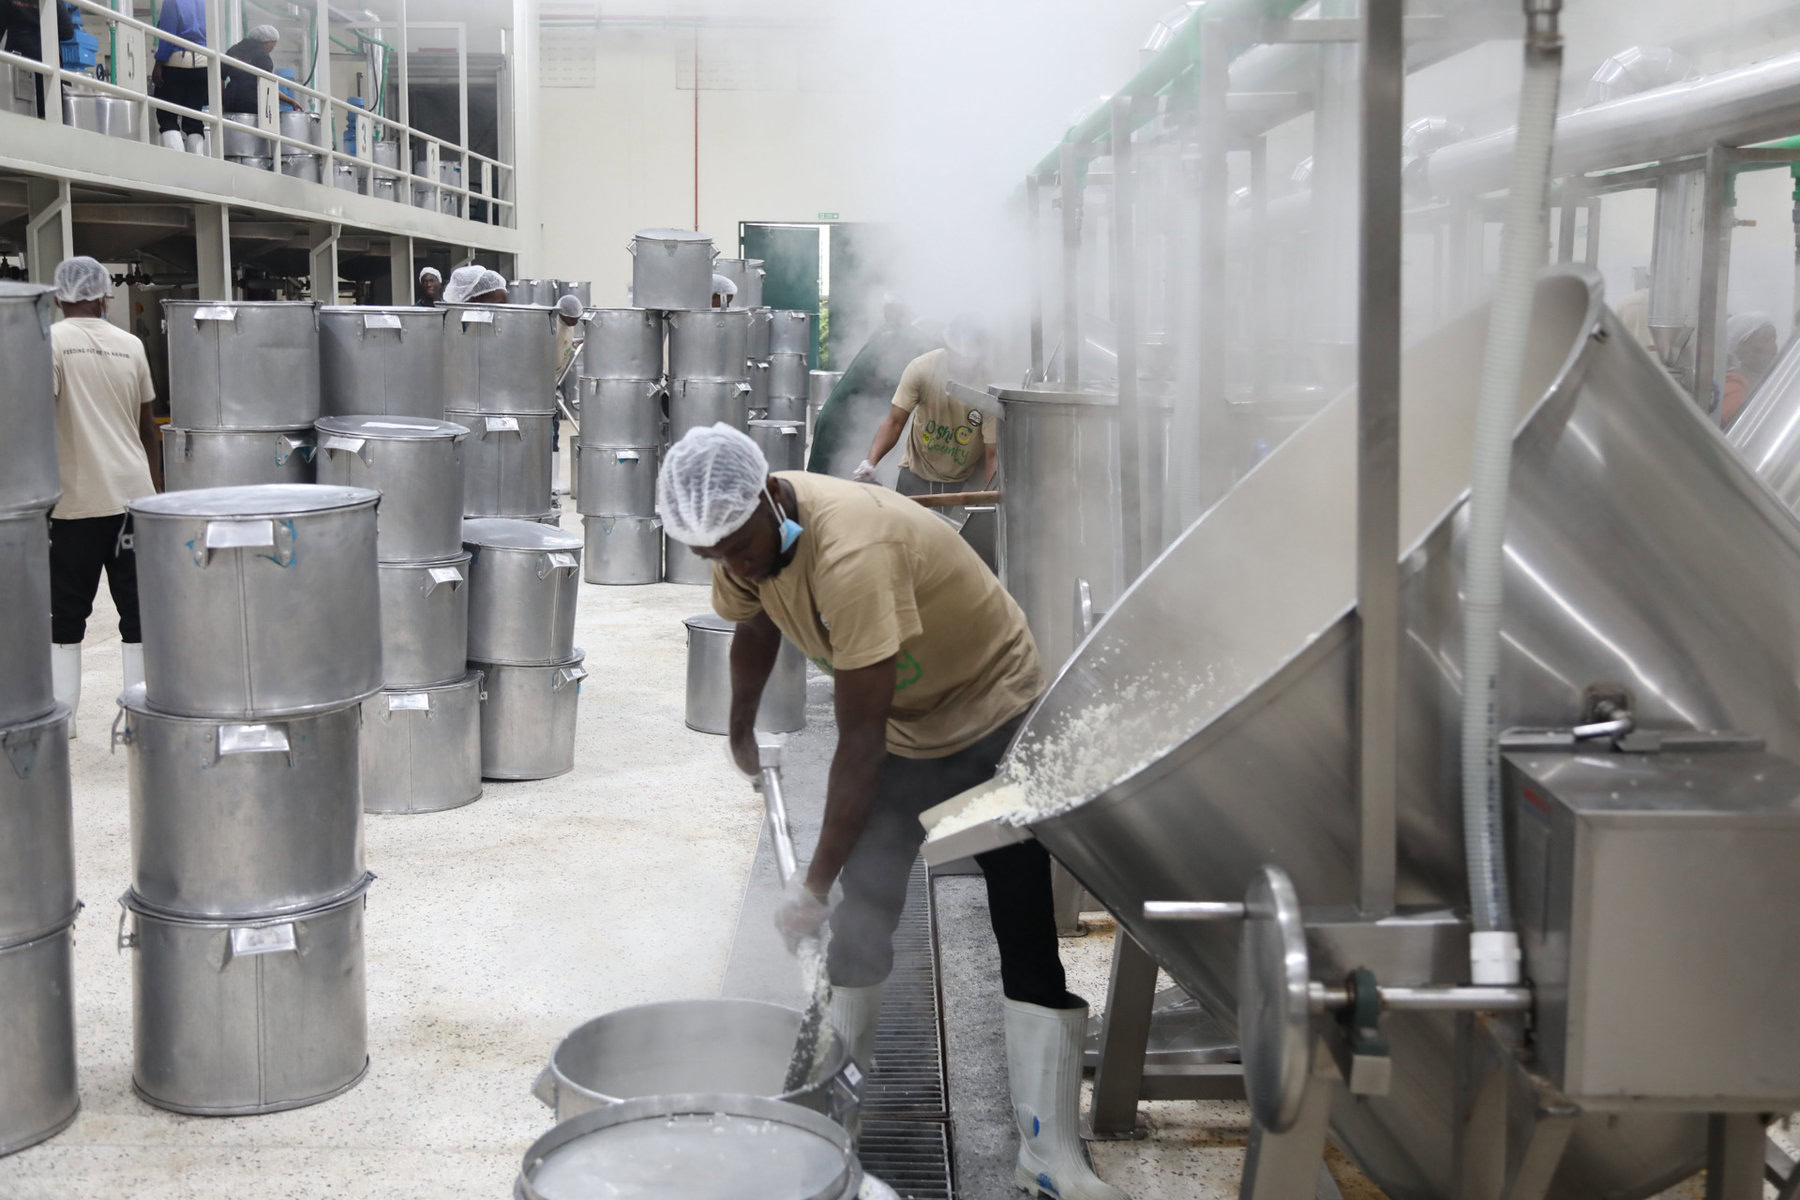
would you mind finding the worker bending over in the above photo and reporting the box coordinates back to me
[854,313,995,496]
[657,424,1128,1200]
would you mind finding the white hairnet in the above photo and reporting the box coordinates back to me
[418,266,441,282]
[247,23,281,42]
[54,256,111,303]
[442,265,485,304]
[711,273,738,299]
[657,423,771,547]
[472,270,508,298]
[556,294,584,319]
[1726,312,1776,358]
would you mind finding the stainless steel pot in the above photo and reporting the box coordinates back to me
[0,916,79,1157]
[516,1093,861,1200]
[359,672,483,815]
[474,653,585,780]
[333,163,367,194]
[747,360,773,415]
[121,879,371,1116]
[749,420,804,474]
[161,426,315,492]
[510,279,558,307]
[0,510,54,727]
[669,377,751,440]
[664,539,714,587]
[116,686,363,918]
[0,706,73,946]
[667,309,751,381]
[130,485,382,718]
[768,351,809,400]
[463,519,582,664]
[314,416,467,560]
[684,614,805,734]
[280,154,323,184]
[555,281,591,308]
[578,376,665,446]
[63,92,141,139]
[442,304,558,415]
[762,394,807,424]
[163,300,321,430]
[746,307,774,361]
[533,999,858,1130]
[714,257,766,309]
[278,108,321,149]
[768,310,812,356]
[582,516,662,586]
[1,283,64,515]
[574,443,658,518]
[452,410,554,519]
[378,554,470,688]
[582,309,665,379]
[318,306,448,420]
[628,228,716,312]
[221,112,268,156]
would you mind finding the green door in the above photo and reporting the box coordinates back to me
[741,224,822,368]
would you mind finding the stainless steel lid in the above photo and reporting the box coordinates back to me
[684,613,734,634]
[119,872,374,924]
[634,227,713,243]
[160,299,319,312]
[462,518,583,552]
[318,305,441,316]
[0,281,54,303]
[130,483,378,518]
[315,416,469,441]
[748,419,803,432]
[361,668,486,703]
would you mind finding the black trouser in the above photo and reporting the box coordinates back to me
[49,514,141,644]
[154,65,207,135]
[826,714,1079,1010]
[895,466,969,497]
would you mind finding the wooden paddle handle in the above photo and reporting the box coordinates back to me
[910,490,1001,508]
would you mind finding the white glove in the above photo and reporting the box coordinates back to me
[851,459,877,483]
[774,878,832,955]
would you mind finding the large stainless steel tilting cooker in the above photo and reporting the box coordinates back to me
[451,410,554,520]
[749,419,805,473]
[668,377,751,440]
[581,309,665,380]
[318,306,448,420]
[377,554,471,688]
[767,309,812,357]
[129,484,383,718]
[161,426,316,492]
[577,376,665,446]
[0,915,80,1157]
[314,416,469,561]
[666,309,751,382]
[0,706,74,946]
[582,516,662,586]
[628,228,716,312]
[162,300,321,430]
[359,671,483,815]
[0,510,55,727]
[573,443,658,519]
[463,519,582,664]
[120,877,372,1116]
[441,304,557,415]
[474,652,585,781]
[0,283,62,516]
[684,615,805,734]
[115,686,364,918]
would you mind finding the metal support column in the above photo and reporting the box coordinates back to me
[1583,198,1602,266]
[1238,1040,1338,1200]
[35,0,61,125]
[396,0,411,182]
[194,204,233,299]
[1085,933,1158,1139]
[1059,142,1083,385]
[1704,1115,1767,1200]
[1027,175,1045,382]
[314,0,333,158]
[1354,0,1404,918]
[1250,136,1270,406]
[390,234,415,306]
[25,180,72,284]
[310,224,341,301]
[1111,96,1145,582]
[457,24,469,220]
[1695,145,1731,417]
[203,0,224,157]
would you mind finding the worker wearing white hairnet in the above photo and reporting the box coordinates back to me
[46,256,163,739]
[221,23,291,113]
[657,425,1127,1200]
[853,312,995,495]
[469,270,509,304]
[711,274,737,309]
[806,292,938,480]
[1722,312,1779,429]
[416,266,442,306]
[441,265,484,304]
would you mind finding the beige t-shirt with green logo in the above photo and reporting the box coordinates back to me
[892,349,992,484]
[712,471,1044,758]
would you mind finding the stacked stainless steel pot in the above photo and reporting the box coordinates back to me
[117,484,380,1115]
[714,256,765,309]
[443,303,560,521]
[763,309,814,424]
[318,306,448,419]
[463,519,586,780]
[315,416,483,815]
[0,282,80,1159]
[160,300,320,491]
[575,309,668,586]
[665,309,754,585]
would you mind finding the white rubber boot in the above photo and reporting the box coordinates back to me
[122,642,145,693]
[158,129,185,151]
[828,983,882,1075]
[184,131,207,155]
[52,643,81,739]
[1003,999,1130,1200]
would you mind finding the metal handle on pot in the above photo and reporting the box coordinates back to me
[387,692,431,714]
[2,721,46,779]
[423,565,464,594]
[165,426,189,458]
[460,309,495,326]
[485,416,521,437]
[276,434,315,466]
[537,551,579,579]
[362,312,403,332]
[734,382,753,397]
[194,518,288,567]
[1074,578,1096,639]
[532,1066,558,1110]
[318,433,371,464]
[110,704,133,754]
[216,723,293,766]
[228,923,297,958]
[553,663,587,691]
[192,305,237,322]
[614,450,640,464]
[117,901,137,952]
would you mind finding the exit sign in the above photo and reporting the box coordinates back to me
[817,212,840,221]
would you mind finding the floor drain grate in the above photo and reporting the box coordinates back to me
[859,1119,953,1200]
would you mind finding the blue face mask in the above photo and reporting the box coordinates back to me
[767,486,803,553]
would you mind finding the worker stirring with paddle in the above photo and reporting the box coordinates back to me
[657,424,1130,1200]
[853,313,998,496]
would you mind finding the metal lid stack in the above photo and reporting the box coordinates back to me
[443,302,560,523]
[118,484,380,1116]
[160,300,323,491]
[0,281,80,1158]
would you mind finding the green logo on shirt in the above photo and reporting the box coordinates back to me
[807,651,925,691]
[919,420,975,468]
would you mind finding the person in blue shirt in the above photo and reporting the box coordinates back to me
[151,0,207,144]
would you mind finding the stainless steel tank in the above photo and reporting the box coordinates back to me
[768,351,809,401]
[0,510,55,727]
[768,310,812,356]
[332,163,365,194]
[579,377,664,446]
[317,306,447,420]
[279,153,322,184]
[510,279,558,307]
[808,370,844,439]
[0,916,79,1156]
[582,516,662,585]
[749,419,805,473]
[574,443,657,518]
[313,416,467,561]
[684,614,805,734]
[129,485,382,719]
[359,672,483,815]
[664,539,714,586]
[1011,267,1780,1200]
[667,309,751,381]
[713,257,766,309]
[117,687,364,918]
[554,281,591,308]
[581,309,665,380]
[629,228,716,311]
[0,706,73,946]
[669,377,750,440]
[747,306,774,361]
[161,426,315,492]
[451,410,553,519]
[441,304,557,415]
[63,92,141,139]
[377,555,470,688]
[462,519,582,664]
[121,879,371,1115]
[163,300,321,430]
[474,653,585,780]
[760,394,806,424]
[0,283,60,516]
[1725,326,1800,511]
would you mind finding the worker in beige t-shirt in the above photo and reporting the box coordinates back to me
[657,424,1131,1200]
[46,256,163,739]
[853,314,996,496]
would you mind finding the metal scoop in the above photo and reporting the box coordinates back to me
[753,734,831,1093]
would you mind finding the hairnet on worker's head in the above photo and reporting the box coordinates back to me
[53,256,111,304]
[472,269,508,298]
[711,274,738,299]
[1726,312,1776,360]
[248,24,281,42]
[419,266,441,282]
[442,265,485,304]
[556,294,584,319]
[657,423,771,547]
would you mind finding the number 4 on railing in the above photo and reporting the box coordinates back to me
[257,78,278,135]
